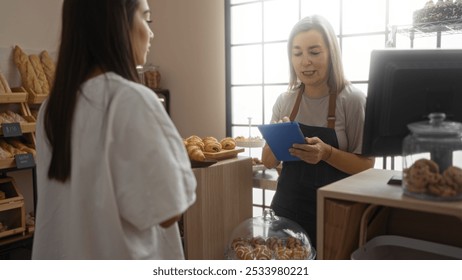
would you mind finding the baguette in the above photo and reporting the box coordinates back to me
[40,50,56,89]
[7,138,36,156]
[0,73,11,93]
[0,75,5,93]
[0,139,20,156]
[13,45,42,95]
[29,54,50,94]
[0,146,12,159]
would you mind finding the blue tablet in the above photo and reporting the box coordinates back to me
[258,122,306,161]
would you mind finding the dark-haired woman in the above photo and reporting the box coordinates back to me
[32,0,196,259]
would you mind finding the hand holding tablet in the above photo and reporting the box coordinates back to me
[258,122,306,161]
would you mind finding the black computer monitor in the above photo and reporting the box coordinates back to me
[362,48,462,157]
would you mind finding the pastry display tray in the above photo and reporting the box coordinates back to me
[203,148,245,160]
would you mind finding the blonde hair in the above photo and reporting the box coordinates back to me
[287,15,348,94]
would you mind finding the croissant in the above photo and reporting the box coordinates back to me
[202,136,218,143]
[186,139,204,151]
[220,137,236,150]
[187,145,206,161]
[186,135,202,143]
[204,141,222,153]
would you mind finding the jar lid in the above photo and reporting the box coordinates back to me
[407,113,462,136]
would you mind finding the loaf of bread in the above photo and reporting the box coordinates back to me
[0,72,12,93]
[13,45,42,95]
[7,138,36,156]
[0,139,22,156]
[29,54,50,94]
[0,75,5,93]
[0,145,12,159]
[40,50,56,89]
[0,111,26,123]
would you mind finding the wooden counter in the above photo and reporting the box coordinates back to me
[183,156,253,260]
[317,168,462,259]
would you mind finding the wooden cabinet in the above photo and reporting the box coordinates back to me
[317,168,462,259]
[183,156,253,259]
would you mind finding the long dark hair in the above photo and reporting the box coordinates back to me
[44,0,140,182]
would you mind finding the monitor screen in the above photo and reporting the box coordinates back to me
[362,49,462,157]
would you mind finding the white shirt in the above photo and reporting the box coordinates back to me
[271,84,366,154]
[32,72,196,259]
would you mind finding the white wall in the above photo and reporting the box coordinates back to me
[148,0,226,139]
[0,0,62,86]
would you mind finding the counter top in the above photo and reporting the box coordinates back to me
[318,168,462,218]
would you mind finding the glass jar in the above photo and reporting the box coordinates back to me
[144,64,161,89]
[402,112,462,201]
[224,209,316,260]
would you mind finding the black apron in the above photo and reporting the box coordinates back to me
[270,85,349,248]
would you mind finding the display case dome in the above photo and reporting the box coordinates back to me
[225,209,316,260]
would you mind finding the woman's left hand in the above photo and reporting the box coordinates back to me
[289,137,332,164]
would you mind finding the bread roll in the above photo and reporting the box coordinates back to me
[29,54,50,94]
[40,50,56,89]
[13,45,42,95]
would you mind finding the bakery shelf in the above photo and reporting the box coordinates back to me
[392,19,462,38]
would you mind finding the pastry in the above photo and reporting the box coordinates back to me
[220,137,236,150]
[292,246,309,260]
[403,158,440,193]
[250,236,266,247]
[275,247,291,260]
[29,54,50,94]
[186,139,204,151]
[186,145,205,161]
[253,244,272,260]
[40,50,56,89]
[235,245,254,260]
[186,135,202,143]
[13,45,42,95]
[231,237,249,250]
[266,236,282,250]
[443,166,462,192]
[202,136,218,143]
[204,141,222,153]
[286,236,302,249]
